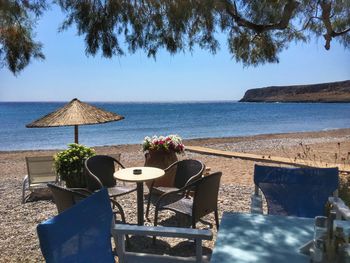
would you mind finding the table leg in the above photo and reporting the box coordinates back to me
[136,182,144,225]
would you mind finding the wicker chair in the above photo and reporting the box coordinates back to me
[47,183,90,213]
[154,172,222,230]
[146,159,205,219]
[84,155,137,198]
[47,183,126,224]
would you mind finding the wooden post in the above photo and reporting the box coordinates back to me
[74,125,79,144]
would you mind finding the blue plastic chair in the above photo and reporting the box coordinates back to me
[37,188,114,263]
[253,165,339,218]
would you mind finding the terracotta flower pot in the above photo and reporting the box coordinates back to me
[144,149,178,189]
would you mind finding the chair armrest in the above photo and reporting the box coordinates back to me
[70,188,93,196]
[251,192,263,214]
[154,179,200,209]
[329,197,350,220]
[84,163,104,188]
[163,161,204,186]
[23,175,28,185]
[164,160,180,172]
[110,198,127,223]
[112,224,212,240]
[184,164,206,188]
[112,157,125,169]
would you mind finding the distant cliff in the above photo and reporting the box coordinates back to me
[240,80,350,103]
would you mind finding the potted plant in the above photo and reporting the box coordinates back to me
[143,135,185,188]
[54,143,95,188]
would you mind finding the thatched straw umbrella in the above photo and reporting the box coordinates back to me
[26,98,124,143]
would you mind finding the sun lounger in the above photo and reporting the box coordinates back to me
[22,156,58,203]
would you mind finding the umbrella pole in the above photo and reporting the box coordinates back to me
[74,125,79,144]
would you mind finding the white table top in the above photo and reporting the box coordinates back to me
[114,167,165,183]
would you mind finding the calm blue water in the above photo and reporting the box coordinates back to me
[0,102,349,151]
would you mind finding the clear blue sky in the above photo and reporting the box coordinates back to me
[1,5,350,102]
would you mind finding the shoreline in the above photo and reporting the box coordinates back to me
[1,127,350,154]
[1,128,350,186]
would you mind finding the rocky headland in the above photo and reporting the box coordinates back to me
[240,80,350,103]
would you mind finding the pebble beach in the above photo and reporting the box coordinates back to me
[1,128,350,262]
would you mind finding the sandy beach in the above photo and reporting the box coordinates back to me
[1,128,350,262]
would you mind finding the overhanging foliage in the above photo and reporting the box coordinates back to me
[1,0,349,74]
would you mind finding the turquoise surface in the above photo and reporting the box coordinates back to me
[211,212,314,263]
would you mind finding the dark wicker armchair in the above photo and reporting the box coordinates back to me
[47,183,127,224]
[84,155,137,198]
[145,159,205,219]
[47,183,90,213]
[154,172,222,230]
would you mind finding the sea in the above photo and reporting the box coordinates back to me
[1,101,350,151]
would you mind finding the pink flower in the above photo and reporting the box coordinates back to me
[142,135,185,154]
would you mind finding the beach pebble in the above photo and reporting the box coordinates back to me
[0,129,349,262]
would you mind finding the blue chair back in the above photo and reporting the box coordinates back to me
[254,165,339,218]
[37,188,114,263]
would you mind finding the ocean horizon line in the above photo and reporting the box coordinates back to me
[2,100,350,104]
[0,100,240,104]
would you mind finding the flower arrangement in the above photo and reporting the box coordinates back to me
[54,143,95,187]
[142,134,185,154]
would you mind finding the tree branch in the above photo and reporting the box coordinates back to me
[300,16,322,32]
[320,0,350,50]
[222,0,300,33]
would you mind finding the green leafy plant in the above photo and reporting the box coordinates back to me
[54,143,95,188]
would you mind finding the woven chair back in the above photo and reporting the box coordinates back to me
[85,155,123,191]
[193,172,222,222]
[48,183,87,213]
[174,159,205,189]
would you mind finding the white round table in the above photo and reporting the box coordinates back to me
[114,167,164,225]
